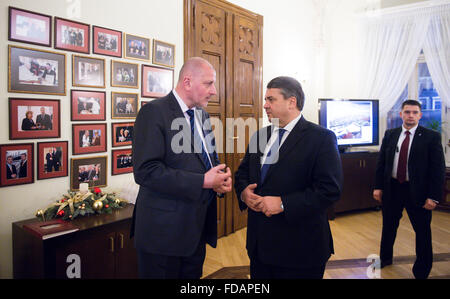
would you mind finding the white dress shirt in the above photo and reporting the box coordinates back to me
[172,90,213,167]
[261,113,302,167]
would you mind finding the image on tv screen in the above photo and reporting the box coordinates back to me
[326,101,374,146]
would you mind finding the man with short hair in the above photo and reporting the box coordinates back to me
[235,76,343,279]
[373,99,445,279]
[36,107,52,130]
[132,57,232,279]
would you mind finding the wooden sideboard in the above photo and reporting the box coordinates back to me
[329,151,380,219]
[13,204,137,279]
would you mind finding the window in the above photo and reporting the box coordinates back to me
[387,51,442,132]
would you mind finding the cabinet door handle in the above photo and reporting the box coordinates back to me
[359,160,362,167]
[109,236,115,253]
[119,233,124,249]
[363,160,366,168]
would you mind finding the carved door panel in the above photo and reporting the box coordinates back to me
[185,0,263,236]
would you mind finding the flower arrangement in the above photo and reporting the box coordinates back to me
[35,187,128,221]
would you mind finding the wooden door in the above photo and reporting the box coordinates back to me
[184,0,263,236]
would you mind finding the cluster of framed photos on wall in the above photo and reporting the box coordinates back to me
[2,6,176,190]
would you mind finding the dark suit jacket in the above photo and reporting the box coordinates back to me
[18,160,27,178]
[36,114,52,130]
[234,116,343,269]
[132,92,220,257]
[6,163,17,179]
[375,126,445,206]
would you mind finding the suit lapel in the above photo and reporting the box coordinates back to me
[387,128,402,171]
[409,126,424,163]
[260,117,309,185]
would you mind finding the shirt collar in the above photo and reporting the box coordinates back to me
[401,124,418,136]
[274,112,302,134]
[173,89,195,114]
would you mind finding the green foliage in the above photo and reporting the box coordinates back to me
[38,189,128,221]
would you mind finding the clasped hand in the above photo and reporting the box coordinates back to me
[203,164,232,193]
[241,183,283,217]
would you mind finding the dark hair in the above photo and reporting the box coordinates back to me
[401,99,421,110]
[266,76,305,111]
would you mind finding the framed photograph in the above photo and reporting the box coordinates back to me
[93,26,122,57]
[111,92,138,119]
[54,17,90,54]
[72,123,107,155]
[71,90,106,121]
[71,156,107,191]
[0,143,34,188]
[72,55,105,88]
[141,65,173,98]
[9,98,60,140]
[37,141,68,180]
[111,60,139,88]
[112,149,133,175]
[8,45,66,95]
[153,39,175,68]
[124,33,150,61]
[112,122,134,147]
[8,6,52,47]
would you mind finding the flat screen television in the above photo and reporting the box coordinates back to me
[318,99,379,151]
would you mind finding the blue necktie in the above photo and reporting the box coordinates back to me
[260,128,286,183]
[186,109,212,170]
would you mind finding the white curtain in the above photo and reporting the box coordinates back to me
[422,8,450,112]
[359,11,430,115]
[359,2,450,117]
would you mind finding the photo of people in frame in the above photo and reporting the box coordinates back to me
[43,146,62,173]
[78,163,101,183]
[77,97,101,115]
[116,153,132,169]
[18,105,53,131]
[79,129,102,147]
[5,149,28,180]
[115,125,133,144]
[18,56,58,86]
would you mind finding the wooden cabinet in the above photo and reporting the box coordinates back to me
[331,152,379,216]
[13,204,137,279]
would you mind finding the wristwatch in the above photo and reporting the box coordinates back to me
[280,202,284,211]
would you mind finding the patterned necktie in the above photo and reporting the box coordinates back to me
[260,128,286,183]
[186,109,212,170]
[397,130,410,183]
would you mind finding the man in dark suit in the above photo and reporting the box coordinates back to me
[373,99,445,279]
[36,107,52,130]
[6,156,17,180]
[18,153,27,178]
[132,57,232,279]
[234,76,343,279]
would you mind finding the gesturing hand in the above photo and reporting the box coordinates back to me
[242,183,263,212]
[203,164,232,191]
[214,167,232,194]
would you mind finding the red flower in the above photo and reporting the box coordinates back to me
[105,204,109,209]
[94,187,102,194]
[57,210,65,217]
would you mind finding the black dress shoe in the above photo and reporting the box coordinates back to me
[380,259,392,268]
